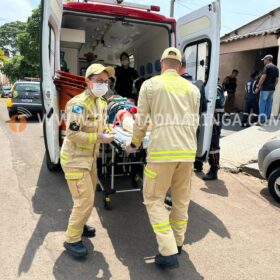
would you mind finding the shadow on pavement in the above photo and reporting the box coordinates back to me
[201,179,228,197]
[53,239,112,280]
[194,172,229,197]
[260,188,280,209]
[18,154,111,279]
[95,180,231,279]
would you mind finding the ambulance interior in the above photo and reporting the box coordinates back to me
[60,13,172,83]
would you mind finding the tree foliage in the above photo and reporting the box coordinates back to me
[0,49,7,63]
[1,6,41,81]
[0,21,26,56]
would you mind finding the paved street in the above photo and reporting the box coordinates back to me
[0,99,280,280]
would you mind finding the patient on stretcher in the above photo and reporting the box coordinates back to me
[107,98,152,134]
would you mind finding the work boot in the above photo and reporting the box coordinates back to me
[177,246,182,255]
[82,224,96,238]
[155,254,179,270]
[194,160,203,172]
[203,169,218,181]
[63,241,88,257]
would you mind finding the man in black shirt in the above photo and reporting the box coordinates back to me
[223,69,238,116]
[115,52,139,99]
[255,54,279,124]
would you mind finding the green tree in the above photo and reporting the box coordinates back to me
[2,6,41,81]
[0,49,7,62]
[0,21,26,56]
[17,6,40,75]
[2,55,24,83]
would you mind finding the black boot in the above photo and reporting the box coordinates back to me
[203,169,218,181]
[155,254,179,270]
[194,160,203,172]
[82,224,96,238]
[63,241,88,257]
[177,246,182,255]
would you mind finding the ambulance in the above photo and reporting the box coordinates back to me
[41,0,221,170]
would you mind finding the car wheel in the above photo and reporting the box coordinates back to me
[46,150,61,171]
[268,167,280,203]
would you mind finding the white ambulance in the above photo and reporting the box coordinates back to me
[41,0,221,170]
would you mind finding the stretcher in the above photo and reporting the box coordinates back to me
[98,127,150,210]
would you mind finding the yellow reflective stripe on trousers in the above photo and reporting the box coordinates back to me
[149,150,196,160]
[65,172,83,180]
[67,227,83,237]
[170,219,188,229]
[60,159,68,164]
[152,221,172,233]
[144,167,157,179]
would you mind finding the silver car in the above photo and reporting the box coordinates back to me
[258,137,280,203]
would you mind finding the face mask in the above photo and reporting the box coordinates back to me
[121,59,129,66]
[92,83,108,98]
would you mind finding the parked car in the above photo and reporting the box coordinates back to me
[258,137,280,203]
[1,85,11,98]
[8,81,42,118]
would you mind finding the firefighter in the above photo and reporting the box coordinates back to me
[125,47,200,269]
[61,64,116,257]
[203,81,225,180]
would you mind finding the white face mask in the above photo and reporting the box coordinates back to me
[121,59,129,66]
[92,83,108,98]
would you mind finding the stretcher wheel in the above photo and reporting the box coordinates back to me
[104,196,112,210]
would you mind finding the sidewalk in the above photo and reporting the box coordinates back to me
[220,121,280,173]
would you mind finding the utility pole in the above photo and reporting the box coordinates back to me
[170,0,175,17]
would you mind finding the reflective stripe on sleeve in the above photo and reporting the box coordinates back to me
[89,133,97,144]
[77,145,93,150]
[60,153,68,160]
[65,172,83,180]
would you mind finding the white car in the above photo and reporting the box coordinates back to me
[258,137,280,203]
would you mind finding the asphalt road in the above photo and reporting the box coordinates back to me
[0,99,279,280]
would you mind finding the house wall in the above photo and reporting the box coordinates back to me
[219,50,259,111]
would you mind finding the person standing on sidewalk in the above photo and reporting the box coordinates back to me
[241,71,259,127]
[223,69,238,117]
[60,64,116,258]
[255,54,279,124]
[203,81,225,180]
[125,47,200,269]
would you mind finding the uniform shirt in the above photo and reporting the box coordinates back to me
[115,66,139,98]
[60,89,107,170]
[262,63,279,91]
[245,78,257,98]
[223,76,237,93]
[132,69,200,163]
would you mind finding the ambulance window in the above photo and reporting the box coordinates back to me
[183,40,210,84]
[49,25,55,76]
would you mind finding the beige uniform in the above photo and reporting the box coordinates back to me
[132,69,200,256]
[60,89,107,243]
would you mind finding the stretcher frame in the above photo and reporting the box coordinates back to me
[98,135,147,210]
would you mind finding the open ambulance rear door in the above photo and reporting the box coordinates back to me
[176,0,221,159]
[40,0,63,170]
